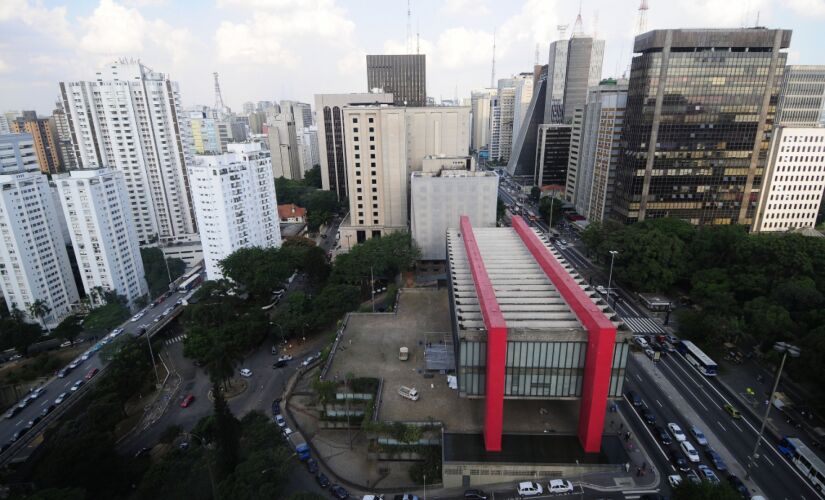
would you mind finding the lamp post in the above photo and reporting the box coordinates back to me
[606,250,619,307]
[345,233,352,250]
[746,341,801,478]
[423,473,427,500]
[188,433,217,498]
[145,328,160,387]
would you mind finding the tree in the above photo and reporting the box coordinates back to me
[614,226,686,291]
[27,298,51,333]
[538,196,564,227]
[530,186,541,202]
[141,247,186,298]
[671,480,741,500]
[219,246,296,298]
[52,315,83,343]
[303,164,322,189]
[496,196,506,220]
[212,382,241,480]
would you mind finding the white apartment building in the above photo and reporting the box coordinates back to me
[0,134,79,327]
[512,73,534,144]
[754,127,825,232]
[59,59,197,246]
[338,105,470,249]
[266,112,301,180]
[189,143,282,280]
[300,125,320,173]
[470,89,496,152]
[57,169,148,306]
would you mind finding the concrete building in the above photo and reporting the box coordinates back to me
[300,126,320,172]
[534,124,572,187]
[565,81,628,221]
[278,203,306,223]
[52,100,77,171]
[612,28,791,225]
[10,111,61,175]
[281,101,314,175]
[496,84,516,162]
[447,215,629,453]
[188,143,281,281]
[59,59,197,245]
[562,37,605,124]
[777,66,825,127]
[470,89,496,152]
[266,112,301,180]
[188,108,228,154]
[0,134,79,327]
[411,163,498,260]
[315,93,394,200]
[338,105,471,249]
[488,95,503,161]
[366,54,426,107]
[56,168,148,306]
[754,126,825,232]
[512,73,535,144]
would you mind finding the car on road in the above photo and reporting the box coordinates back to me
[641,407,656,424]
[68,359,81,370]
[70,380,84,392]
[54,392,67,405]
[27,416,41,428]
[634,336,649,348]
[80,352,91,361]
[644,347,657,360]
[547,479,574,494]
[305,457,318,474]
[162,307,173,316]
[668,423,687,442]
[316,472,330,488]
[57,368,69,378]
[239,368,252,377]
[626,390,642,406]
[516,481,543,497]
[685,469,701,485]
[273,359,288,368]
[723,403,742,419]
[131,311,145,322]
[698,464,720,484]
[463,489,488,500]
[727,474,749,498]
[277,354,293,363]
[681,440,700,463]
[4,406,21,419]
[11,427,28,442]
[275,415,286,427]
[689,425,708,447]
[134,447,151,458]
[271,399,281,416]
[180,395,195,408]
[668,474,683,488]
[655,426,672,445]
[282,427,293,438]
[41,404,55,417]
[84,368,99,380]
[705,448,728,471]
[393,495,419,500]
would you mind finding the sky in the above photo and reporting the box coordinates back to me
[2,0,825,115]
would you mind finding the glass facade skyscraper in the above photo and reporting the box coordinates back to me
[612,29,791,225]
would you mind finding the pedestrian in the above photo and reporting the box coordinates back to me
[625,462,630,473]
[620,422,624,430]
[636,467,641,477]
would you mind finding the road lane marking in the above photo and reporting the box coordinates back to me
[40,400,47,407]
[14,419,22,426]
[636,374,643,382]
[659,362,708,411]
[764,454,775,467]
[656,399,663,408]
[623,394,670,463]
[731,420,743,433]
[717,421,727,432]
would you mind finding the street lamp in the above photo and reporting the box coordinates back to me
[746,341,801,478]
[423,473,427,500]
[345,233,352,250]
[606,250,619,307]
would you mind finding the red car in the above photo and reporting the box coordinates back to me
[84,368,99,380]
[180,394,195,408]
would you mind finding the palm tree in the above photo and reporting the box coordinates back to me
[27,299,51,334]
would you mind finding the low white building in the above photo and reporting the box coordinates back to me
[189,143,282,280]
[754,126,825,232]
[0,134,79,327]
[56,168,148,306]
[411,164,498,260]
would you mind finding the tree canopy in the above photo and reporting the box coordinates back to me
[140,247,186,298]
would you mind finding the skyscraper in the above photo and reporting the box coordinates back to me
[512,73,535,142]
[470,89,496,152]
[188,143,281,280]
[0,134,79,327]
[612,28,791,225]
[56,169,148,306]
[776,65,825,126]
[10,111,61,174]
[534,124,572,186]
[52,100,77,171]
[59,59,197,245]
[366,54,426,107]
[266,111,301,180]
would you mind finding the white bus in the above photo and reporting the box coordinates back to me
[779,437,825,491]
[677,340,718,376]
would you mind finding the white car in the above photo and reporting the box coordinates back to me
[595,285,607,295]
[516,481,543,497]
[668,474,683,488]
[80,352,91,362]
[239,368,252,378]
[634,336,649,348]
[681,440,700,463]
[131,311,144,322]
[54,392,67,405]
[547,479,574,494]
[275,415,286,427]
[282,427,293,438]
[689,425,708,447]
[277,355,293,363]
[668,423,687,442]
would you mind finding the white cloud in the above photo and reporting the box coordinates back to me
[435,28,494,69]
[786,0,825,17]
[79,0,147,54]
[0,58,10,74]
[440,0,490,17]
[0,0,74,45]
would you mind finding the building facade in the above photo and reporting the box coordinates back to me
[470,89,496,152]
[562,36,605,124]
[512,73,535,144]
[612,29,791,225]
[52,100,77,171]
[534,124,572,187]
[189,143,281,281]
[10,111,61,175]
[777,66,825,127]
[59,59,197,245]
[366,54,426,107]
[0,134,79,327]
[56,169,148,306]
[266,111,301,180]
[753,126,825,232]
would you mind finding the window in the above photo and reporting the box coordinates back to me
[352,117,358,123]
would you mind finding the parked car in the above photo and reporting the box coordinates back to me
[271,399,281,415]
[180,394,195,408]
[626,390,642,406]
[668,448,690,472]
[463,489,488,500]
[275,415,286,427]
[274,359,288,368]
[668,474,683,488]
[641,407,656,424]
[723,403,742,419]
[689,425,709,447]
[685,469,701,485]
[727,474,749,498]
[668,423,687,442]
[698,464,720,484]
[681,441,700,463]
[655,426,673,445]
[547,479,574,494]
[316,472,330,488]
[282,427,293,438]
[278,355,293,363]
[516,481,543,497]
[705,448,728,471]
[305,458,318,474]
[239,368,252,377]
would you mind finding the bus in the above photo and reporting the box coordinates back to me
[181,265,203,281]
[178,273,203,292]
[778,437,825,491]
[676,340,718,376]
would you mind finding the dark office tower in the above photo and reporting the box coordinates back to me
[612,28,791,226]
[366,54,426,107]
[534,124,572,186]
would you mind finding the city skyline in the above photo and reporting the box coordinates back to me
[2,0,825,115]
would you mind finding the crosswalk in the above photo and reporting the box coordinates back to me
[164,334,187,346]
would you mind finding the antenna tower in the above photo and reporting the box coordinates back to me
[213,72,225,111]
[573,0,583,36]
[416,19,420,54]
[557,24,568,40]
[490,29,496,88]
[406,0,412,53]
[636,0,649,35]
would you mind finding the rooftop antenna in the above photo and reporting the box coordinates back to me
[534,43,539,65]
[755,10,761,27]
[490,29,496,88]
[406,0,412,53]
[593,9,599,39]
[573,0,583,36]
[416,19,420,54]
[636,0,649,35]
[213,72,225,111]
[557,24,568,41]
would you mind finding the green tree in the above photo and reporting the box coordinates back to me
[140,247,186,298]
[530,186,541,202]
[213,382,241,480]
[303,164,322,188]
[330,232,420,287]
[671,480,741,500]
[538,196,563,227]
[27,298,51,333]
[52,315,82,343]
[496,196,506,220]
[614,226,686,291]
[219,246,296,298]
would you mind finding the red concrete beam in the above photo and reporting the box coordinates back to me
[459,215,507,452]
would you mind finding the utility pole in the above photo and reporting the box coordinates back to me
[607,250,619,308]
[370,266,375,313]
[146,330,160,387]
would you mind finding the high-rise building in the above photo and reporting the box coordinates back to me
[512,73,535,143]
[56,169,148,306]
[544,40,569,124]
[777,66,825,127]
[534,124,572,187]
[541,36,604,125]
[338,105,470,248]
[470,89,496,152]
[266,112,301,180]
[300,126,320,171]
[10,111,61,175]
[280,101,314,175]
[59,59,197,245]
[0,134,79,327]
[52,100,77,171]
[0,115,10,135]
[565,81,628,221]
[314,92,394,200]
[189,108,228,154]
[366,54,427,107]
[488,95,503,160]
[188,143,281,280]
[243,102,255,115]
[494,82,516,162]
[612,28,791,225]
[753,126,825,232]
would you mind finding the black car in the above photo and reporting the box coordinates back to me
[655,426,672,445]
[41,404,55,417]
[705,448,728,472]
[626,390,642,406]
[316,472,330,488]
[464,489,488,500]
[10,427,28,442]
[330,484,349,499]
[727,474,749,498]
[306,458,319,474]
[641,407,656,425]
[271,399,281,415]
[669,449,690,472]
[273,360,287,368]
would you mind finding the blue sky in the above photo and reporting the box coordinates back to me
[1,0,825,114]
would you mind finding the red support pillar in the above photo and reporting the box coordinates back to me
[511,216,616,453]
[460,216,508,452]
